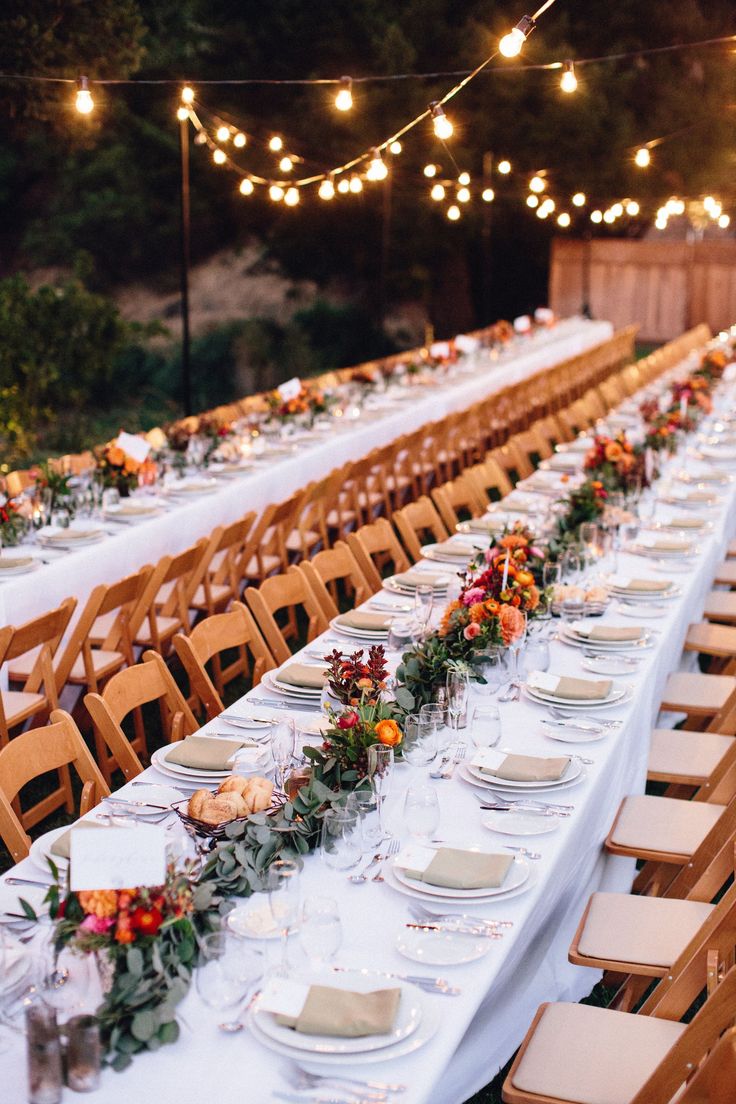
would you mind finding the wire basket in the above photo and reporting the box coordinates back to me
[171,790,287,841]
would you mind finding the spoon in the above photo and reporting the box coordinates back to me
[219,989,260,1033]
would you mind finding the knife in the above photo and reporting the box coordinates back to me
[540,718,603,733]
[406,922,502,939]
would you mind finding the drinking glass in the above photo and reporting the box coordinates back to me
[299,897,343,966]
[403,784,440,842]
[543,560,562,591]
[345,788,382,851]
[420,700,452,753]
[469,705,502,748]
[387,618,415,653]
[579,522,600,567]
[560,596,586,624]
[319,808,362,871]
[475,650,507,694]
[270,718,296,788]
[100,487,119,514]
[446,670,469,731]
[561,546,583,584]
[413,584,434,637]
[367,743,394,840]
[49,509,69,531]
[267,858,301,976]
[520,638,551,677]
[401,714,437,767]
[507,609,528,685]
[196,931,257,1015]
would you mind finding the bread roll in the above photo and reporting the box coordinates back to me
[241,776,274,814]
[197,792,248,824]
[187,789,211,819]
[218,775,250,796]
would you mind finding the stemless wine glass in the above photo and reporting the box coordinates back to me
[413,584,434,637]
[299,897,343,967]
[267,858,301,976]
[401,714,437,768]
[270,718,296,788]
[543,560,562,591]
[101,487,120,514]
[561,546,583,584]
[367,743,394,840]
[469,704,502,748]
[345,788,382,851]
[446,670,469,731]
[195,931,251,1015]
[319,808,362,871]
[520,637,551,677]
[579,522,600,568]
[403,784,440,842]
[387,618,415,653]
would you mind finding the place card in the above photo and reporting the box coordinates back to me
[116,431,150,464]
[259,976,309,1018]
[276,377,302,402]
[470,748,507,773]
[70,824,167,891]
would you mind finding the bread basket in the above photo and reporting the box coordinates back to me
[172,790,287,841]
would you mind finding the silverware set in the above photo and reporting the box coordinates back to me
[497,681,520,703]
[349,839,400,884]
[429,745,466,779]
[475,791,573,816]
[279,1062,406,1102]
[408,903,513,930]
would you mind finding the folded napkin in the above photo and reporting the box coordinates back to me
[113,502,158,515]
[664,518,704,530]
[641,538,692,553]
[335,610,392,632]
[682,470,727,483]
[44,529,100,543]
[164,735,252,771]
[277,663,327,690]
[428,540,479,558]
[392,570,448,589]
[473,749,570,783]
[51,820,108,861]
[683,491,717,503]
[465,517,505,533]
[275,985,401,1037]
[572,623,643,642]
[404,846,513,889]
[616,578,671,592]
[502,497,534,513]
[0,556,34,569]
[529,671,612,700]
[547,454,579,470]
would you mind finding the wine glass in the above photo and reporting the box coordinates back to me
[506,609,528,686]
[401,714,437,768]
[267,858,301,976]
[446,670,469,732]
[270,719,296,788]
[319,808,362,871]
[561,546,583,584]
[387,618,415,653]
[579,523,600,568]
[101,487,120,515]
[413,584,434,637]
[195,931,252,1016]
[367,743,394,840]
[299,897,343,967]
[403,785,440,842]
[469,705,502,748]
[345,788,382,851]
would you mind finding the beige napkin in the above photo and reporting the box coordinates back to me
[114,502,158,515]
[276,986,401,1037]
[164,735,251,771]
[648,539,691,552]
[406,847,513,889]
[51,820,108,861]
[684,491,716,503]
[0,556,33,569]
[579,625,643,642]
[393,570,447,588]
[466,517,505,533]
[478,753,570,783]
[336,611,392,631]
[547,675,612,700]
[277,663,327,690]
[44,529,100,542]
[616,578,671,592]
[665,518,704,530]
[429,540,478,558]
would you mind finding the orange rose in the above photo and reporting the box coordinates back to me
[515,569,534,587]
[525,585,540,611]
[469,602,489,623]
[485,599,500,615]
[106,446,126,467]
[498,604,525,645]
[78,889,118,919]
[374,719,402,747]
[499,534,528,551]
[604,442,623,462]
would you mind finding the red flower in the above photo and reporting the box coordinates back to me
[337,710,359,729]
[130,906,163,937]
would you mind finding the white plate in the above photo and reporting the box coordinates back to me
[543,726,608,745]
[40,529,106,547]
[253,972,423,1055]
[616,602,667,619]
[392,854,529,900]
[0,560,41,577]
[167,480,218,495]
[228,901,297,940]
[458,762,588,797]
[329,618,389,640]
[28,824,72,876]
[581,655,642,676]
[150,744,236,781]
[524,685,631,712]
[383,857,537,906]
[395,927,493,966]
[559,629,648,652]
[466,756,582,790]
[482,811,560,836]
[523,680,626,706]
[269,675,324,698]
[420,544,478,564]
[103,783,183,816]
[219,714,273,731]
[260,671,327,702]
[383,575,449,595]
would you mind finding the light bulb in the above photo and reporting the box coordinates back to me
[176,106,189,121]
[603,209,615,224]
[431,183,446,201]
[349,175,363,194]
[557,212,571,228]
[447,205,461,221]
[335,76,353,112]
[718,213,730,229]
[656,207,668,220]
[499,15,535,58]
[430,102,453,141]
[75,77,94,115]
[389,141,402,155]
[655,216,667,230]
[366,148,388,181]
[560,60,577,94]
[279,156,294,173]
[674,200,685,215]
[423,164,438,178]
[212,148,227,165]
[457,187,471,203]
[527,195,539,209]
[611,202,623,217]
[233,132,246,148]
[529,175,545,193]
[269,135,283,152]
[284,186,300,206]
[337,178,350,194]
[536,206,549,220]
[194,131,207,146]
[625,200,640,216]
[572,192,586,207]
[710,203,722,219]
[703,196,716,212]
[180,85,195,105]
[458,172,471,186]
[239,178,254,196]
[591,210,603,223]
[319,178,335,200]
[216,126,230,142]
[634,147,650,168]
[269,184,284,202]
[497,160,511,175]
[541,198,555,213]
[482,188,495,202]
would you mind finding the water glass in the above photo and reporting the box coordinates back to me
[561,546,583,583]
[319,808,362,871]
[387,618,415,653]
[100,487,119,513]
[520,638,551,676]
[475,650,507,693]
[469,705,502,748]
[345,788,382,850]
[267,858,301,975]
[270,718,296,788]
[560,597,585,624]
[403,784,441,842]
[195,931,250,1012]
[299,897,343,966]
[367,743,394,839]
[413,584,434,636]
[446,670,469,730]
[401,714,437,767]
[542,560,562,591]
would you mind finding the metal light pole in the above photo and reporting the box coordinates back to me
[179,114,193,416]
[481,150,494,322]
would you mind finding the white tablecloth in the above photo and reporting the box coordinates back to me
[0,318,612,631]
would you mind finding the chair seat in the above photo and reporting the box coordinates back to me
[714,560,736,586]
[90,610,118,644]
[510,1001,685,1104]
[244,553,281,580]
[1,690,46,726]
[135,616,181,645]
[7,645,44,683]
[68,650,125,684]
[660,671,736,715]
[190,583,231,611]
[608,794,724,858]
[577,892,713,969]
[684,621,736,657]
[647,728,734,782]
[286,529,320,553]
[703,591,736,624]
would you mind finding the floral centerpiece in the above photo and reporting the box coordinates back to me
[95,441,143,495]
[642,408,694,453]
[0,493,29,545]
[698,348,731,382]
[547,479,608,560]
[29,460,76,519]
[583,432,647,494]
[266,382,333,426]
[670,376,713,418]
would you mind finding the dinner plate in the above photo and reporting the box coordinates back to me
[270,674,324,698]
[40,529,106,547]
[0,559,41,577]
[395,927,493,966]
[482,810,560,836]
[383,856,537,906]
[627,544,695,559]
[581,654,642,676]
[523,678,627,706]
[383,575,449,595]
[261,670,328,702]
[559,628,649,651]
[103,783,183,817]
[466,757,582,790]
[329,617,390,640]
[523,685,631,712]
[616,601,667,618]
[149,744,238,781]
[392,852,529,899]
[166,479,218,495]
[253,972,423,1055]
[542,726,608,745]
[218,713,273,731]
[458,762,588,797]
[420,543,480,564]
[28,824,73,876]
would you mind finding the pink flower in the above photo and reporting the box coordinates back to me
[462,587,485,607]
[80,914,115,934]
[337,710,359,729]
[529,546,543,559]
[484,548,494,563]
[463,623,481,641]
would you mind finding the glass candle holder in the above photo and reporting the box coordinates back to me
[64,1014,101,1092]
[26,1003,63,1104]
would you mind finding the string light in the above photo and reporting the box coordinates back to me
[457,186,471,203]
[703,196,716,212]
[337,178,350,194]
[603,209,615,223]
[335,76,353,112]
[75,76,94,115]
[497,160,512,174]
[634,147,651,168]
[430,183,446,201]
[212,148,227,165]
[366,148,388,181]
[447,204,461,221]
[180,85,195,105]
[526,195,539,208]
[233,132,246,148]
[216,125,230,142]
[349,174,363,193]
[389,141,402,155]
[666,197,685,216]
[560,60,577,93]
[540,197,555,213]
[430,102,453,140]
[284,186,300,206]
[176,106,189,121]
[458,172,471,186]
[279,156,294,173]
[611,201,623,217]
[718,214,730,228]
[423,164,438,178]
[529,175,545,193]
[482,187,495,202]
[625,199,639,215]
[572,192,586,207]
[499,15,535,58]
[557,212,571,227]
[269,184,284,201]
[239,178,254,196]
[269,135,283,152]
[655,213,667,230]
[591,210,603,223]
[318,176,336,199]
[536,206,549,219]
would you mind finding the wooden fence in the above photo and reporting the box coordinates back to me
[549,238,736,343]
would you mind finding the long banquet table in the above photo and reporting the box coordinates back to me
[3,336,736,1103]
[0,317,611,631]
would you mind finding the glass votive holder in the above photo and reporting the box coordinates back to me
[26,1002,63,1104]
[64,1014,101,1092]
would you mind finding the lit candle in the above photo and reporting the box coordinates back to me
[680,394,687,418]
[501,549,510,592]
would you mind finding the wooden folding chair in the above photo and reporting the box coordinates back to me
[189,513,256,617]
[295,544,371,623]
[239,489,309,583]
[244,570,327,665]
[392,495,449,562]
[0,710,109,858]
[346,519,412,592]
[677,1025,736,1104]
[465,456,513,505]
[431,474,485,531]
[173,601,276,721]
[0,598,77,746]
[658,673,736,732]
[702,590,736,624]
[142,539,209,653]
[84,650,198,785]
[505,434,537,479]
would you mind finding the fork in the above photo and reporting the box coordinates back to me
[549,707,622,729]
[503,844,542,860]
[408,904,513,929]
[290,1066,406,1096]
[283,1066,397,1101]
[429,753,452,779]
[349,850,385,884]
[372,837,400,881]
[498,681,520,703]
[439,745,466,779]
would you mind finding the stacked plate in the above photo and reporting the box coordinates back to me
[39,527,106,548]
[166,478,218,496]
[383,573,450,597]
[657,491,721,510]
[558,621,652,651]
[150,739,270,785]
[626,536,696,560]
[261,668,325,704]
[420,539,482,564]
[0,554,41,577]
[249,969,441,1068]
[105,501,165,522]
[699,444,736,464]
[603,575,679,603]
[386,849,534,906]
[461,756,583,794]
[329,615,391,642]
[523,679,629,712]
